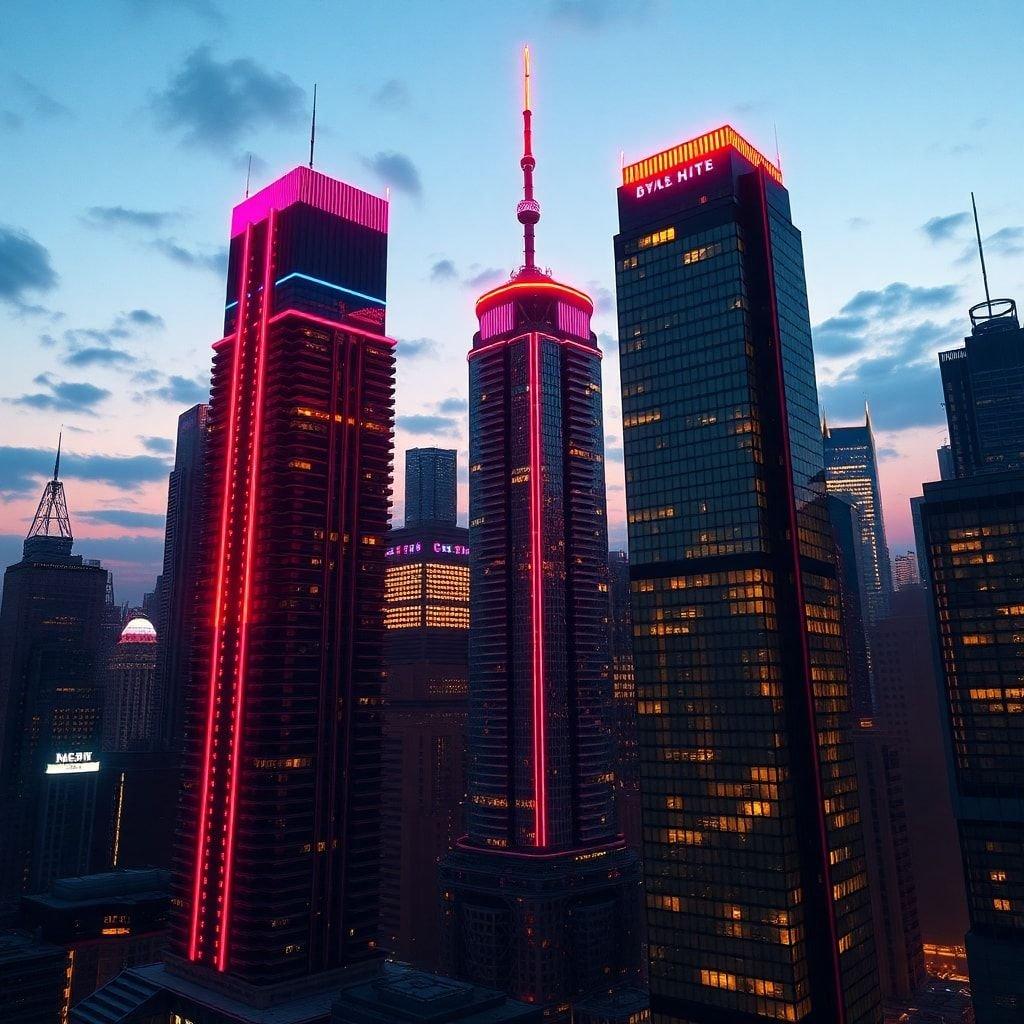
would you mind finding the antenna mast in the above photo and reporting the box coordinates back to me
[309,84,317,170]
[516,47,541,271]
[245,154,252,198]
[971,192,991,310]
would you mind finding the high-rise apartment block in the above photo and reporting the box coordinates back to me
[404,447,458,527]
[615,125,879,1023]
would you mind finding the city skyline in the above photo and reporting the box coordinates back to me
[3,1,1024,601]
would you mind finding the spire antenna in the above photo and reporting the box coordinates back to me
[516,46,541,271]
[971,191,991,311]
[53,429,62,481]
[309,83,317,170]
[245,154,252,198]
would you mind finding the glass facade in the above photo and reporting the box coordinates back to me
[615,134,879,1024]
[920,471,1024,1022]
[405,448,458,527]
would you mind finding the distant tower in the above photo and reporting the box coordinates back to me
[105,616,159,751]
[0,441,107,922]
[440,50,642,1022]
[404,447,458,527]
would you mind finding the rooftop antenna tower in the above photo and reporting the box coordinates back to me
[971,191,991,311]
[516,47,541,271]
[309,83,317,170]
[25,431,74,558]
[245,153,252,198]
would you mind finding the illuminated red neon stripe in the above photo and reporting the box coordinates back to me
[217,209,276,971]
[528,331,548,847]
[467,335,601,362]
[267,308,396,346]
[189,224,253,961]
[475,279,594,318]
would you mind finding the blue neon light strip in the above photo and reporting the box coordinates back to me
[274,272,385,306]
[225,300,239,310]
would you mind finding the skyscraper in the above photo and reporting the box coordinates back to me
[381,488,470,969]
[891,552,920,591]
[939,298,1024,478]
[440,52,641,1021]
[77,164,394,1024]
[607,550,641,851]
[153,403,209,754]
[936,443,955,481]
[104,616,159,752]
[919,471,1024,1022]
[615,125,879,1023]
[0,445,108,924]
[823,410,893,628]
[404,447,458,527]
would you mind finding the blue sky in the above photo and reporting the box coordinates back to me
[2,0,1023,601]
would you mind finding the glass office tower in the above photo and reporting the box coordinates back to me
[615,126,879,1024]
[405,447,458,527]
[440,52,641,1023]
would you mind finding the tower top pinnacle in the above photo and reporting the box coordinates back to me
[24,434,74,559]
[516,45,541,271]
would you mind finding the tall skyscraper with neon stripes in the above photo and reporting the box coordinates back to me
[440,51,641,1023]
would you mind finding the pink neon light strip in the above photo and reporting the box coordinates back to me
[528,331,548,847]
[480,302,515,340]
[556,301,590,340]
[217,210,276,972]
[190,224,253,962]
[267,308,396,347]
[231,166,388,237]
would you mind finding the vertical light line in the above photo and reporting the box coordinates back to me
[111,770,126,867]
[218,208,276,972]
[528,331,548,847]
[190,223,252,962]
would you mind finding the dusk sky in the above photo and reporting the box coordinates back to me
[2,0,1023,602]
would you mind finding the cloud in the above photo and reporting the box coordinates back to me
[140,435,174,454]
[437,396,467,414]
[151,47,304,155]
[151,238,227,274]
[138,373,209,406]
[127,308,163,328]
[8,375,110,416]
[597,331,618,353]
[85,206,176,231]
[78,508,166,530]
[848,217,870,230]
[841,282,959,318]
[360,151,422,199]
[66,347,136,368]
[922,212,970,243]
[812,314,871,357]
[0,444,170,498]
[549,0,653,29]
[371,79,410,111]
[430,259,457,282]
[586,282,614,315]
[0,224,58,310]
[604,435,624,462]
[398,337,437,360]
[10,75,71,121]
[983,226,1024,259]
[1,110,23,131]
[464,267,504,289]
[396,414,460,437]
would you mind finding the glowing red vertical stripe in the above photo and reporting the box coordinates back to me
[217,209,276,971]
[528,331,548,847]
[189,224,253,961]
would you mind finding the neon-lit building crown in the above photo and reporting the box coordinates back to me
[118,616,157,644]
[622,124,783,186]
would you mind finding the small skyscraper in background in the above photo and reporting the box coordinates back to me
[381,449,470,969]
[891,552,920,591]
[104,616,159,752]
[405,447,458,527]
[153,402,209,755]
[0,443,108,923]
[615,126,879,1023]
[440,52,642,1021]
[824,409,893,628]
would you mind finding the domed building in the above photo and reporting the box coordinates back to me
[105,616,159,752]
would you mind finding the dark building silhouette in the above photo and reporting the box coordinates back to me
[937,443,955,482]
[104,617,159,752]
[920,471,1024,1023]
[404,447,458,527]
[153,403,209,754]
[0,931,69,1024]
[871,585,969,951]
[20,869,169,1010]
[607,550,641,851]
[440,52,642,1022]
[615,125,879,1023]
[380,515,469,969]
[76,164,394,1024]
[0,446,107,924]
[939,299,1024,478]
[824,409,894,628]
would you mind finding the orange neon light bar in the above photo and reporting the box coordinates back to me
[475,279,594,317]
[622,125,783,186]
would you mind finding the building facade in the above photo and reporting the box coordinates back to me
[939,299,1024,479]
[823,411,893,629]
[920,471,1024,1023]
[381,516,470,968]
[404,447,458,527]
[0,453,108,924]
[440,53,642,1022]
[153,403,209,755]
[0,931,70,1024]
[615,125,880,1023]
[104,617,159,752]
[891,553,920,592]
